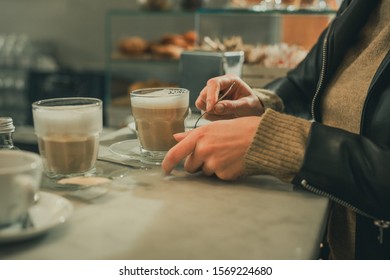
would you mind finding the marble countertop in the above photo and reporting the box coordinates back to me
[0,127,329,260]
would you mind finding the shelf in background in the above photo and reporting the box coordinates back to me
[110,52,180,63]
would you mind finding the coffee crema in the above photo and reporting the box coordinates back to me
[37,133,99,175]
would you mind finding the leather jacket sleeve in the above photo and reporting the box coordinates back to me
[264,0,390,221]
[294,123,390,221]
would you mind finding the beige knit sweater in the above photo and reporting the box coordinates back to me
[244,0,390,259]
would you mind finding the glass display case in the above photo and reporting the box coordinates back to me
[193,8,335,87]
[105,7,336,126]
[105,10,195,89]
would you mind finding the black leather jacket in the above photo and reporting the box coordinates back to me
[266,0,390,259]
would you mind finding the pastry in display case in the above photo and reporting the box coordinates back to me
[229,0,339,10]
[194,35,307,87]
[196,35,308,68]
[115,30,197,60]
[137,0,173,11]
[117,36,149,56]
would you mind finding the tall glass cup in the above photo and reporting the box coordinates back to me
[130,88,189,165]
[32,97,103,179]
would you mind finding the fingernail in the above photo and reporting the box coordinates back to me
[214,103,224,114]
[206,101,211,112]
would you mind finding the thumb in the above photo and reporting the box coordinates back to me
[212,100,239,115]
[213,99,251,116]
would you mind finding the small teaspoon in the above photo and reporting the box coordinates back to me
[194,82,236,128]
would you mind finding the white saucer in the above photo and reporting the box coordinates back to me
[109,139,142,160]
[0,192,73,243]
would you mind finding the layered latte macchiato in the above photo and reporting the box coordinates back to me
[32,97,102,179]
[130,88,189,164]
[37,133,99,175]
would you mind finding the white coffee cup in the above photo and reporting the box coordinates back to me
[0,150,43,227]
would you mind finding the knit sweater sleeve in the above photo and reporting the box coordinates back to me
[253,88,284,112]
[244,109,312,183]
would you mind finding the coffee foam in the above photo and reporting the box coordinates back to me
[33,105,102,135]
[131,89,188,109]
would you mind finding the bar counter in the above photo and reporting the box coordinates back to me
[0,127,329,260]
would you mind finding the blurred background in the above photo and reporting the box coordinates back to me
[0,0,339,150]
[0,0,138,69]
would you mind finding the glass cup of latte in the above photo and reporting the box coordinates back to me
[130,88,190,165]
[32,97,103,179]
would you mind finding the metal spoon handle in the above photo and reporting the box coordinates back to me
[194,82,236,128]
[97,157,149,170]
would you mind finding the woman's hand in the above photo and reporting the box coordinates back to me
[195,74,265,121]
[162,116,261,180]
